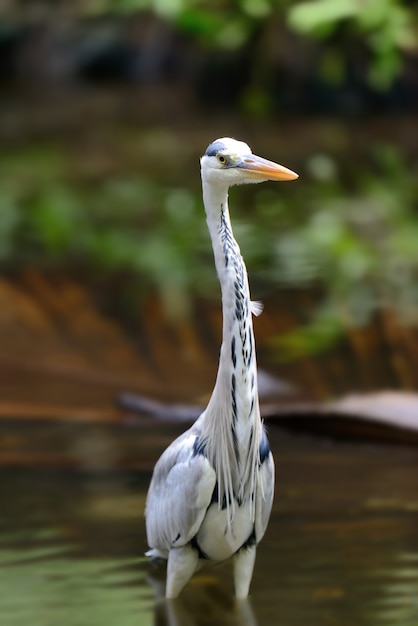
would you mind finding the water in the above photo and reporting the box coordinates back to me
[1,421,418,626]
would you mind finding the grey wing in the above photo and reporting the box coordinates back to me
[145,429,216,553]
[255,450,275,543]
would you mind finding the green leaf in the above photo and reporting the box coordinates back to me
[288,0,357,35]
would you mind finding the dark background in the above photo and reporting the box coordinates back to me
[0,0,417,414]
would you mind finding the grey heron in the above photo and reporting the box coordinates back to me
[145,137,298,598]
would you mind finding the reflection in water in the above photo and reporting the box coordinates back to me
[149,574,258,626]
[0,532,153,625]
[1,428,418,625]
[374,552,418,624]
[0,531,260,626]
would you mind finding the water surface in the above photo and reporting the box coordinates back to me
[1,422,418,626]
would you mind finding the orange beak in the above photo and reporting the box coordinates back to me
[238,154,298,181]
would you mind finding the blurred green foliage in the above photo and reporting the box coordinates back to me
[0,2,415,364]
[288,0,416,89]
[0,140,417,357]
[87,0,418,89]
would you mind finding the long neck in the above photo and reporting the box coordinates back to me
[200,179,262,513]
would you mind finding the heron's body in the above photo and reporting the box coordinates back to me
[145,138,298,598]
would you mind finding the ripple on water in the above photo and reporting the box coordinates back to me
[0,531,153,626]
[1,430,418,626]
[372,553,418,625]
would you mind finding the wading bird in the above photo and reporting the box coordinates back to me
[145,138,298,598]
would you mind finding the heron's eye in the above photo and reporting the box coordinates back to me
[217,154,227,165]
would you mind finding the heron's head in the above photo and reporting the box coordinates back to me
[200,137,298,188]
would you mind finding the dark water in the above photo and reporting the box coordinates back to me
[1,422,418,626]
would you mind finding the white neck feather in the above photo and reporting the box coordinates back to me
[200,177,262,522]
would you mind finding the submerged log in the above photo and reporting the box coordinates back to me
[119,390,418,446]
[0,271,417,445]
